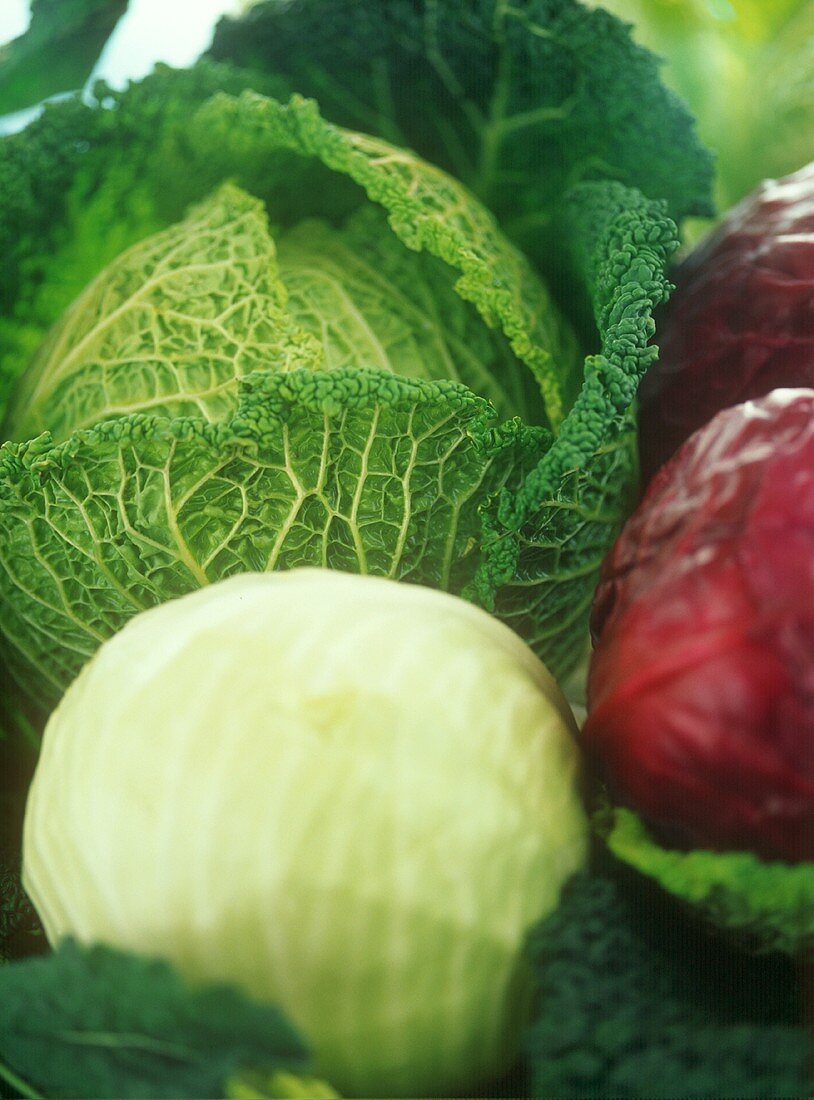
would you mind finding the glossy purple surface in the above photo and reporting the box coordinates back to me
[586,391,814,861]
[639,162,814,485]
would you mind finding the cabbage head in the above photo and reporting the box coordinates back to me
[23,570,589,1098]
[0,3,713,728]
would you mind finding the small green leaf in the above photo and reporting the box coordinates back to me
[0,940,309,1100]
[226,1069,341,1099]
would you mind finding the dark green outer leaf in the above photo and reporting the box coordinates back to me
[0,940,309,1100]
[526,863,812,1098]
[483,418,639,679]
[209,0,715,247]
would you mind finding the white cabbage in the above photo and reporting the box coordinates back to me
[23,569,587,1097]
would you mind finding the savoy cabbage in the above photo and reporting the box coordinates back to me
[0,1,711,726]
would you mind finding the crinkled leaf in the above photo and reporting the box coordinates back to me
[276,207,547,423]
[1,85,576,435]
[483,421,639,679]
[5,174,549,443]
[185,90,578,429]
[4,184,311,442]
[471,182,677,679]
[0,369,530,705]
[0,940,309,1100]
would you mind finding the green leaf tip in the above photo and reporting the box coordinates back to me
[601,806,814,956]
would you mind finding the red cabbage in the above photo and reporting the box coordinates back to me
[638,162,814,484]
[584,390,814,862]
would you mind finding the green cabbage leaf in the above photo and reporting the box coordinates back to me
[0,368,536,702]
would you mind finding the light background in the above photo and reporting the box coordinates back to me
[0,0,248,133]
[0,1,29,43]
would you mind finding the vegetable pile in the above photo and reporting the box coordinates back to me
[0,1,812,1097]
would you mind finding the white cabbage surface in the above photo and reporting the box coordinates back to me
[23,569,587,1096]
